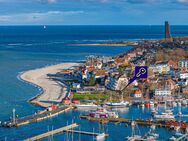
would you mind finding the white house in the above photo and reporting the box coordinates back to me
[149,64,170,74]
[106,75,128,91]
[178,60,188,70]
[176,72,188,79]
[154,88,171,96]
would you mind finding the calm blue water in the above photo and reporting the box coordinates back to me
[0,25,188,141]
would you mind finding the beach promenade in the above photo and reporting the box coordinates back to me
[20,63,80,108]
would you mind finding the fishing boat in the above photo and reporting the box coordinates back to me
[89,108,119,118]
[106,101,129,108]
[154,109,175,121]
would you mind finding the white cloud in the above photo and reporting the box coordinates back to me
[0,10,84,24]
[0,16,11,22]
[176,0,188,4]
[37,0,57,4]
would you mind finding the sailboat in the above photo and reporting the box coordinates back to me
[96,122,106,141]
[126,121,142,141]
[153,101,175,121]
[96,133,105,141]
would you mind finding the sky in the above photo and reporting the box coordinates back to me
[0,0,188,25]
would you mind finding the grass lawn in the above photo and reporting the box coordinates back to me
[73,93,109,101]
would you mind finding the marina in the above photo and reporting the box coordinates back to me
[24,123,79,141]
[80,115,188,132]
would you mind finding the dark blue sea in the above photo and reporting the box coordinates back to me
[0,25,188,141]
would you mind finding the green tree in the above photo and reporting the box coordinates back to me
[89,76,96,86]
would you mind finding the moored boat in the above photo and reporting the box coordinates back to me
[89,108,119,118]
[154,109,175,121]
[106,101,129,108]
[75,103,99,109]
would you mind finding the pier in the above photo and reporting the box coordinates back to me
[80,116,188,132]
[65,130,109,137]
[24,123,108,141]
[1,106,73,128]
[24,123,78,141]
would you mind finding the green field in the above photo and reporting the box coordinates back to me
[73,93,109,101]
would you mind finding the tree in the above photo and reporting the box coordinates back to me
[89,76,96,86]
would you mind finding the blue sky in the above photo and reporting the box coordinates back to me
[0,0,188,25]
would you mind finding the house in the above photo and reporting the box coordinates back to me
[149,64,170,74]
[106,75,128,91]
[155,88,171,96]
[72,83,81,89]
[168,60,178,69]
[183,86,188,94]
[72,99,80,104]
[127,52,137,58]
[94,69,107,79]
[131,89,142,98]
[176,72,188,79]
[62,97,71,105]
[154,88,173,101]
[177,79,188,86]
[165,79,177,90]
[178,60,188,71]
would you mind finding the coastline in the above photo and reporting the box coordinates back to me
[19,63,80,108]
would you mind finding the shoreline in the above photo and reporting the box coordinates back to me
[19,63,81,108]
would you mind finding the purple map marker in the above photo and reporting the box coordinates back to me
[126,66,148,87]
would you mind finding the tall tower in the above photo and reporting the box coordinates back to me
[165,21,171,39]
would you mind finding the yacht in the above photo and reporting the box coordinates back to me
[75,103,99,109]
[154,109,175,121]
[89,108,119,118]
[106,101,129,108]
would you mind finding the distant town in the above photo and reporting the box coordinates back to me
[57,21,188,106]
[1,22,188,141]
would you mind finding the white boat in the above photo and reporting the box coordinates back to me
[150,101,155,107]
[172,101,177,107]
[106,101,129,108]
[126,135,142,141]
[154,109,175,121]
[89,108,119,118]
[75,103,99,109]
[182,99,187,106]
[178,102,182,107]
[96,133,105,141]
[126,121,142,141]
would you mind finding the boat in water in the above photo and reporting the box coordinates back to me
[126,121,142,141]
[106,101,129,108]
[75,103,99,109]
[96,133,106,141]
[153,109,175,121]
[126,123,159,141]
[88,108,119,118]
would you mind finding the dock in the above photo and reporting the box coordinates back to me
[24,123,78,141]
[65,130,109,137]
[80,116,188,132]
[1,106,73,128]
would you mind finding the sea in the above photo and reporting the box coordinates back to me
[0,25,188,141]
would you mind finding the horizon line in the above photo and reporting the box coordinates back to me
[0,24,188,26]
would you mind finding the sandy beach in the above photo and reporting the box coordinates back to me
[20,63,80,108]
